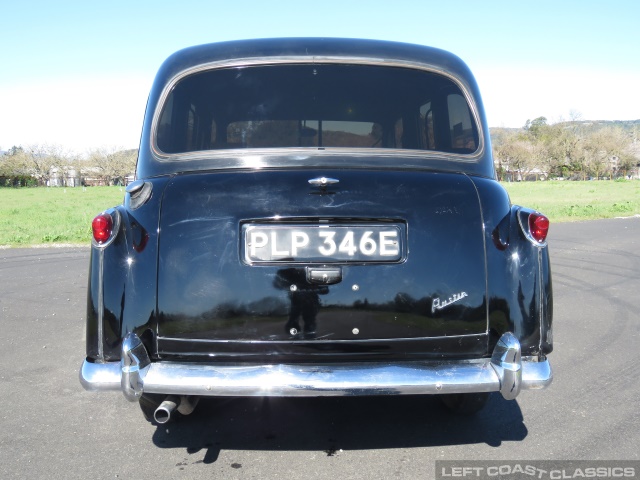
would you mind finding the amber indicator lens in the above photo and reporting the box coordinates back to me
[92,214,113,244]
[529,213,549,243]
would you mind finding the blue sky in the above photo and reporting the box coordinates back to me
[1,0,638,153]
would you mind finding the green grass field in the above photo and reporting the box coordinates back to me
[502,179,640,222]
[0,180,639,247]
[0,186,125,246]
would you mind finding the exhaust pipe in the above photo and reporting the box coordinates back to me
[153,395,199,424]
[154,395,178,424]
[176,395,199,416]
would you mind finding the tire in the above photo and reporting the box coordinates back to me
[439,392,490,415]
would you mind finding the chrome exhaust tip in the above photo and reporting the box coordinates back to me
[154,395,179,424]
[153,395,200,424]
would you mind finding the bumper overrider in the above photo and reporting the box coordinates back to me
[80,332,551,401]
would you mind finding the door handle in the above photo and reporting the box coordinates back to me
[306,267,342,285]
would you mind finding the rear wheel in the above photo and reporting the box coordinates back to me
[440,392,490,415]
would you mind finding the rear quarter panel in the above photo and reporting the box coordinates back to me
[86,177,170,361]
[471,176,553,356]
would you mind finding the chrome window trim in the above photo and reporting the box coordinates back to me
[97,247,104,361]
[149,56,485,164]
[157,331,489,345]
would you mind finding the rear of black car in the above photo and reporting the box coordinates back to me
[80,39,552,421]
[151,59,488,359]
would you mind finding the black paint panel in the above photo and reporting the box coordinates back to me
[155,169,488,357]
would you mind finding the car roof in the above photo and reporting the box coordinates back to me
[137,38,494,179]
[156,38,473,83]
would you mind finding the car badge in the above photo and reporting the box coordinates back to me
[432,292,468,314]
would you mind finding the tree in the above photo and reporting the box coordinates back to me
[545,128,586,179]
[584,127,633,179]
[0,146,25,177]
[568,109,583,122]
[524,116,549,140]
[2,144,72,185]
[493,127,549,181]
[84,147,137,185]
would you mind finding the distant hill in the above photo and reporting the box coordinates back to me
[491,119,640,135]
[490,119,640,146]
[570,119,640,128]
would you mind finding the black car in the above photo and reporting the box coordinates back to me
[80,38,553,422]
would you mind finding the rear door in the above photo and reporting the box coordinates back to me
[155,168,488,357]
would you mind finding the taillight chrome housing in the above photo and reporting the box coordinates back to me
[517,208,549,246]
[91,209,121,248]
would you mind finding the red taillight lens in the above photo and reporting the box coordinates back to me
[92,213,113,244]
[528,213,549,244]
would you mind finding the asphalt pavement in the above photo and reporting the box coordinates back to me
[1,217,639,479]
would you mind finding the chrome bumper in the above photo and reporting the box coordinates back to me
[80,332,552,401]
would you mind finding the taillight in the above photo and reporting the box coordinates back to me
[528,213,549,244]
[92,213,113,244]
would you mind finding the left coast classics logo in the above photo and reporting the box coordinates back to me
[432,292,468,314]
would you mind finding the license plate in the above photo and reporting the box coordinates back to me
[243,224,405,264]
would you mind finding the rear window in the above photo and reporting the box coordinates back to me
[156,64,479,155]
